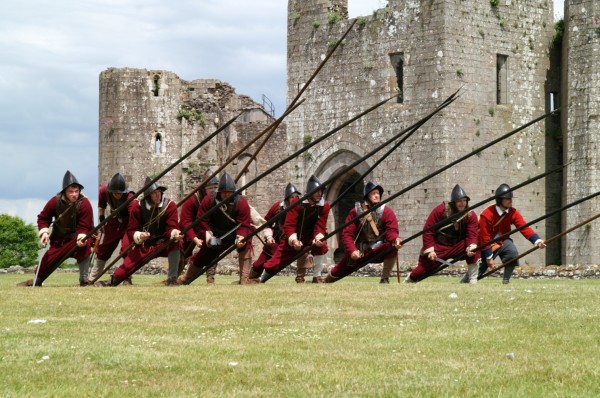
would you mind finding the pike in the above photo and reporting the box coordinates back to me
[329,162,570,281]
[235,19,358,182]
[262,108,560,282]
[479,211,600,280]
[89,102,305,284]
[38,112,244,286]
[418,189,600,281]
[146,94,404,285]
[191,91,462,283]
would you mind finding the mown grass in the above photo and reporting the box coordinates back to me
[1,274,599,397]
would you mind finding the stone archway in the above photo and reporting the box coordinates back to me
[314,150,372,263]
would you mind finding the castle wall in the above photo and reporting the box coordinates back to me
[563,0,600,264]
[287,0,557,265]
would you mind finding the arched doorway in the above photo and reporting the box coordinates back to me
[315,150,372,264]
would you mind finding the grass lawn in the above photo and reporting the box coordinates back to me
[1,273,599,397]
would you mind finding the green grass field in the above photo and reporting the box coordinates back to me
[1,274,599,397]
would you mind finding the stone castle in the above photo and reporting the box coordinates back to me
[98,0,599,267]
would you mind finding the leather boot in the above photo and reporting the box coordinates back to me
[295,254,307,284]
[248,267,262,283]
[260,271,275,284]
[78,255,91,286]
[17,279,39,287]
[380,257,395,284]
[206,264,217,285]
[122,276,133,286]
[323,272,339,284]
[239,249,252,284]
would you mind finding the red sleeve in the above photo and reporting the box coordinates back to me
[264,201,281,221]
[235,196,253,238]
[37,197,57,231]
[478,206,494,249]
[126,201,143,241]
[382,206,399,242]
[510,208,536,240]
[98,183,108,210]
[422,203,445,250]
[76,197,94,236]
[196,194,214,237]
[283,203,301,240]
[313,202,330,239]
[162,200,180,239]
[342,208,359,254]
[180,195,200,241]
[465,210,479,246]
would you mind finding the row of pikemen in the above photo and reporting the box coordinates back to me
[18,167,548,287]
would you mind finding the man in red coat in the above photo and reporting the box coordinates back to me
[405,184,480,284]
[18,171,94,287]
[88,172,135,284]
[249,183,301,281]
[325,181,403,283]
[467,183,546,284]
[254,175,330,283]
[95,177,183,286]
[177,173,254,285]
[180,168,219,284]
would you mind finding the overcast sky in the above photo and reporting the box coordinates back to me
[0,0,564,226]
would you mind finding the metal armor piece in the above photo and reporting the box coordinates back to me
[495,183,513,206]
[62,170,84,191]
[217,172,236,192]
[450,184,470,202]
[305,175,323,194]
[363,181,384,200]
[107,172,128,193]
[284,183,301,200]
[143,176,167,200]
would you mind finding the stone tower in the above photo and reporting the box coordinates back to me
[563,0,600,264]
[287,0,558,265]
[98,67,288,217]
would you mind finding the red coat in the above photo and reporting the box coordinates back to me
[37,194,94,241]
[196,194,253,241]
[180,192,204,242]
[283,199,330,244]
[479,204,540,258]
[127,197,180,246]
[342,204,399,254]
[422,202,479,253]
[98,183,135,221]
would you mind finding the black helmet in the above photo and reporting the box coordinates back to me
[363,181,384,200]
[143,176,166,201]
[217,172,236,193]
[306,175,324,194]
[450,184,470,202]
[107,173,128,193]
[495,183,513,206]
[284,183,301,200]
[202,168,219,187]
[62,170,84,191]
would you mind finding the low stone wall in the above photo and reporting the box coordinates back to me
[4,262,600,280]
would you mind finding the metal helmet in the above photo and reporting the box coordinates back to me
[217,172,236,193]
[143,176,166,200]
[202,168,219,187]
[107,172,128,193]
[306,175,324,194]
[62,170,84,191]
[450,184,470,202]
[495,183,513,206]
[284,183,301,200]
[363,181,384,200]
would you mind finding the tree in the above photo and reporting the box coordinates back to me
[0,214,39,268]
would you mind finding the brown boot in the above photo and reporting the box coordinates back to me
[324,272,339,284]
[247,267,262,284]
[380,257,395,284]
[295,254,307,284]
[17,279,36,287]
[312,276,325,284]
[122,277,133,286]
[206,276,215,285]
[178,263,204,285]
[239,249,252,284]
